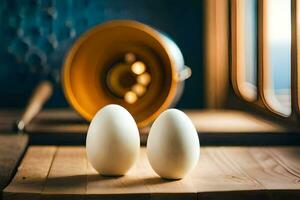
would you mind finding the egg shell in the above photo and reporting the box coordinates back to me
[86,104,140,176]
[147,109,200,179]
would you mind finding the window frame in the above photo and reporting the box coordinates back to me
[231,0,299,120]
[231,0,258,102]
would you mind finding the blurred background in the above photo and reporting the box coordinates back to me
[0,0,204,109]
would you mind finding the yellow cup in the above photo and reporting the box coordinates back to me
[62,20,191,128]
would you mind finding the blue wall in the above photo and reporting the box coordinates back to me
[0,0,204,108]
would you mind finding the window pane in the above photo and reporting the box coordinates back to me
[243,0,258,95]
[235,0,258,101]
[266,0,291,116]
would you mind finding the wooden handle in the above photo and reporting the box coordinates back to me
[16,81,53,132]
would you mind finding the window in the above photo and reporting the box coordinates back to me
[231,0,294,118]
[231,0,258,102]
[264,0,291,116]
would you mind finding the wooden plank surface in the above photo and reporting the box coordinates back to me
[42,147,87,200]
[86,154,149,200]
[3,109,300,146]
[3,146,56,200]
[0,109,283,135]
[0,134,28,190]
[4,146,300,200]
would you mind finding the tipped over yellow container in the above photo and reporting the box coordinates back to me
[62,20,191,128]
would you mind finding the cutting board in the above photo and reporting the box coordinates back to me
[3,146,300,200]
[0,134,28,191]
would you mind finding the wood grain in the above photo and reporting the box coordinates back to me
[3,146,56,200]
[4,146,300,200]
[220,147,300,199]
[187,110,283,133]
[193,147,263,192]
[25,109,282,134]
[42,147,87,199]
[1,108,292,146]
[0,134,28,190]
[204,0,229,108]
[86,153,149,200]
[16,81,53,132]
[134,148,196,200]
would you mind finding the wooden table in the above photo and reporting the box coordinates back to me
[3,146,300,200]
[3,109,300,146]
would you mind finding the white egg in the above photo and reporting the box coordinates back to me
[147,109,200,179]
[86,104,140,176]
